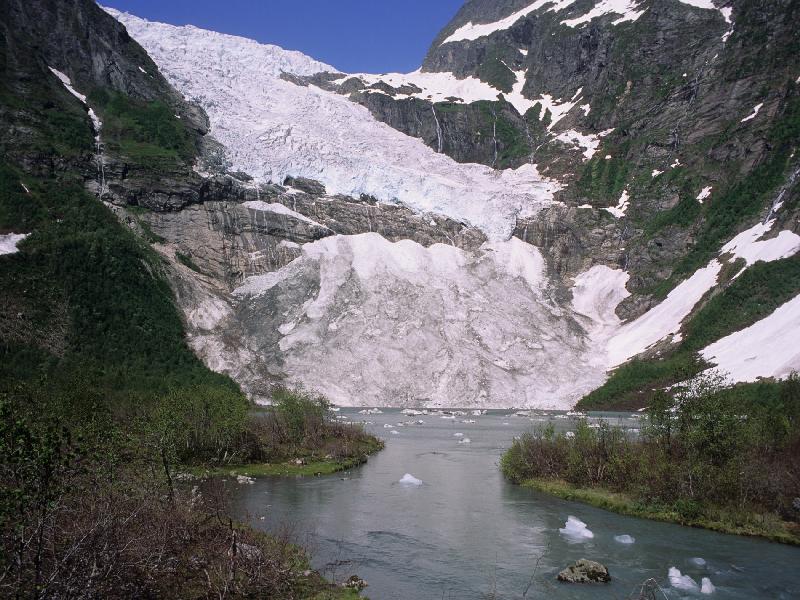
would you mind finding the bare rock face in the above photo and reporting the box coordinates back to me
[557,559,611,584]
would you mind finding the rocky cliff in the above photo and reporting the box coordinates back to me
[1,0,798,408]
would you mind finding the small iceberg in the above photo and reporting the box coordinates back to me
[559,516,594,541]
[359,408,383,415]
[471,409,486,416]
[383,424,393,429]
[401,408,424,416]
[390,430,399,435]
[461,419,476,423]
[458,437,471,444]
[399,473,422,486]
[453,432,464,437]
[614,534,635,544]
[701,577,715,595]
[689,557,706,567]
[668,567,698,591]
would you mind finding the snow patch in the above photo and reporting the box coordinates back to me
[697,186,713,203]
[741,102,763,123]
[561,0,646,27]
[48,67,102,137]
[701,293,800,383]
[651,169,663,178]
[441,0,578,44]
[555,130,602,160]
[722,222,800,266]
[608,260,723,366]
[0,233,29,255]
[603,190,630,218]
[242,201,328,229]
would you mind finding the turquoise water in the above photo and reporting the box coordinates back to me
[227,409,799,599]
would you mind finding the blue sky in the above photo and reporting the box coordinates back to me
[102,0,465,73]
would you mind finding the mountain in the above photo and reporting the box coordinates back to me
[1,1,798,409]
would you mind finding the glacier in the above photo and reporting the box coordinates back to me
[107,8,561,242]
[103,8,800,408]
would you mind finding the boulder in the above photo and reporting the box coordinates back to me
[557,559,611,584]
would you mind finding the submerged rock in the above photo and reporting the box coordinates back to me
[343,575,368,591]
[557,559,611,584]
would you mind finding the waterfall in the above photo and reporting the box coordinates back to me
[431,106,443,153]
[764,163,800,223]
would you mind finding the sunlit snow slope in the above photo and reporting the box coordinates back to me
[107,9,560,242]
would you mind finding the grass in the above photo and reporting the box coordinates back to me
[521,478,800,546]
[196,456,373,478]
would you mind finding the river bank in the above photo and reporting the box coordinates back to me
[520,478,800,546]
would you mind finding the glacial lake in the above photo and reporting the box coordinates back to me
[227,409,799,599]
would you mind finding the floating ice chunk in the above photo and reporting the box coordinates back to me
[668,567,698,591]
[399,473,422,486]
[390,430,399,435]
[559,516,594,541]
[359,408,383,415]
[383,424,393,429]
[454,432,464,437]
[701,577,716,594]
[690,557,707,566]
[458,437,472,444]
[461,419,476,424]
[471,409,486,416]
[614,534,635,544]
[0,233,29,255]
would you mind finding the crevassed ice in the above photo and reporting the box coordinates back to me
[229,233,613,409]
[106,9,561,241]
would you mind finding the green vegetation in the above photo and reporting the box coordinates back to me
[88,88,197,169]
[476,100,531,168]
[577,146,631,204]
[475,47,516,93]
[520,479,799,545]
[0,386,368,598]
[579,254,800,410]
[670,92,800,279]
[0,164,231,399]
[503,375,800,545]
[1,71,376,595]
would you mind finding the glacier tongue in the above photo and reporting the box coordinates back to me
[106,9,560,242]
[228,234,609,409]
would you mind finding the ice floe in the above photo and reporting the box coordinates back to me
[668,567,698,591]
[399,473,422,486]
[559,516,594,541]
[614,534,635,544]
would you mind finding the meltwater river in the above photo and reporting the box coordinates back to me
[227,409,799,599]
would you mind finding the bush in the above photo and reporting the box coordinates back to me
[504,374,800,522]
